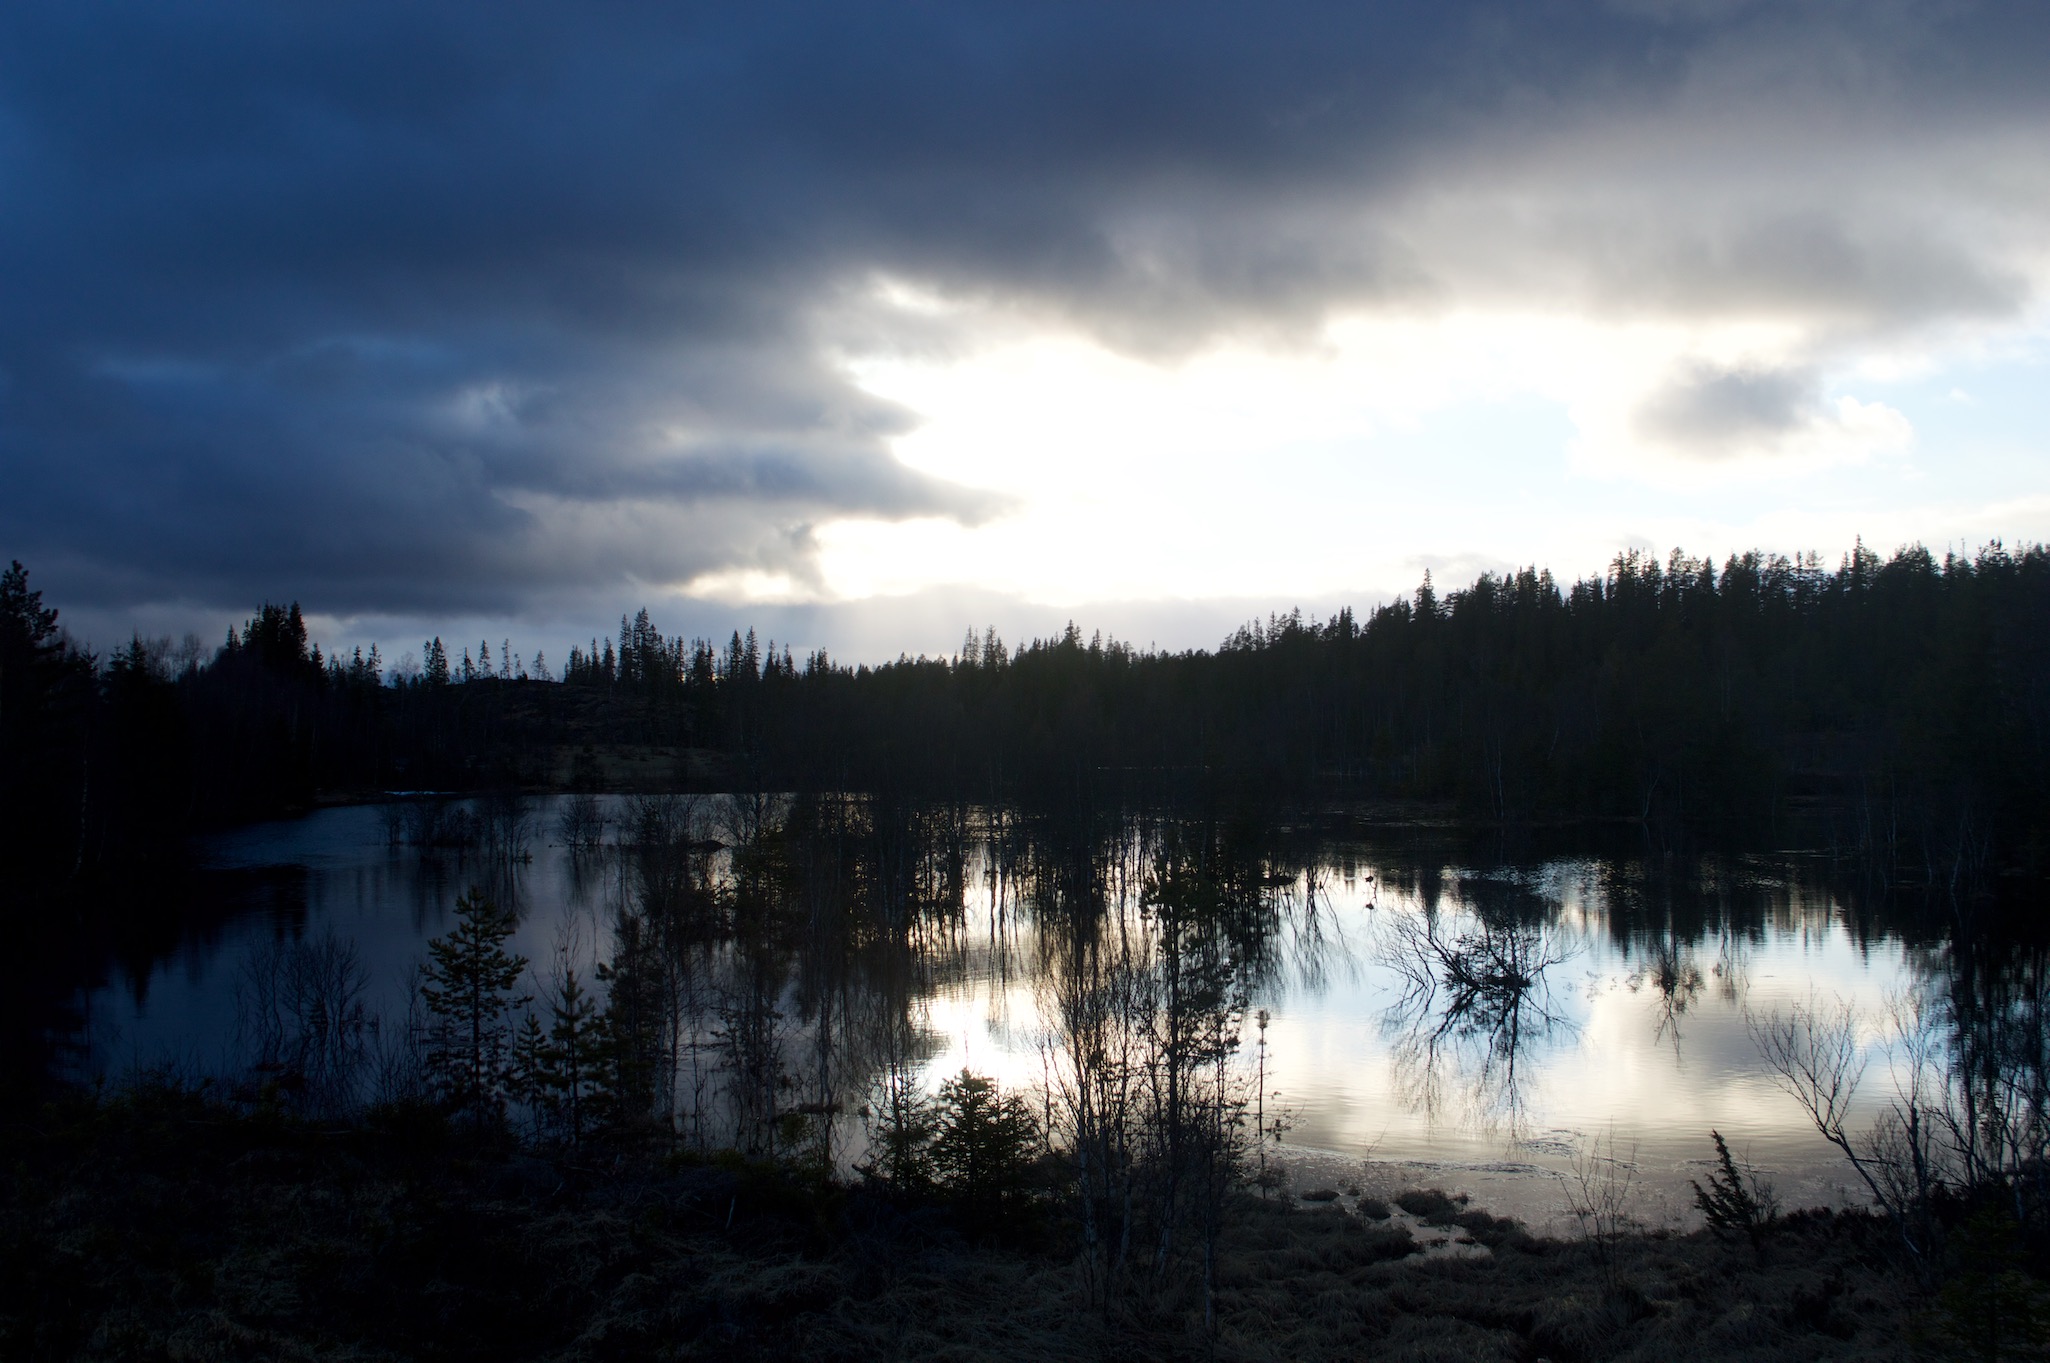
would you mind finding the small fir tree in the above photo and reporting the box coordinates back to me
[420,890,529,1126]
[532,967,603,1150]
[930,1069,1040,1221]
[509,1009,550,1142]
[1690,1129,1778,1256]
[595,913,668,1132]
[860,1062,936,1193]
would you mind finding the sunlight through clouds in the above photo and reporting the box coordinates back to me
[10,0,2050,660]
[811,291,2024,620]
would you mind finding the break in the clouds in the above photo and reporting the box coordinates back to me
[3,1,2049,643]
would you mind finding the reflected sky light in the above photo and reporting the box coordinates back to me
[82,800,1933,1216]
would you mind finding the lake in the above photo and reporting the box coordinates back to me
[76,793,1942,1231]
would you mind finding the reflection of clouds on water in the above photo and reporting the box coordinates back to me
[78,800,1930,1211]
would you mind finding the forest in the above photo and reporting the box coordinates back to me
[5,540,2047,909]
[8,546,2050,1359]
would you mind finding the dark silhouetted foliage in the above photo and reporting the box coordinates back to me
[8,541,2050,904]
[420,890,529,1125]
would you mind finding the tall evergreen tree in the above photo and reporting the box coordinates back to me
[424,637,450,687]
[0,561,95,888]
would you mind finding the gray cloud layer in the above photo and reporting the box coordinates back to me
[2,1,2046,620]
[1634,361,1822,453]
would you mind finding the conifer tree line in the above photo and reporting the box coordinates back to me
[3,540,2048,904]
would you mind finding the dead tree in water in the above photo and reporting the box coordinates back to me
[1381,908,1574,1131]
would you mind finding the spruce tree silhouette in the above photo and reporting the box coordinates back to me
[420,890,529,1127]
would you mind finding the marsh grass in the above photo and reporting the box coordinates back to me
[0,1084,1934,1361]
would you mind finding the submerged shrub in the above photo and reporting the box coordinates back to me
[1396,1188,1466,1225]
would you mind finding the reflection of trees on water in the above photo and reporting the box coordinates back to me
[536,792,1360,1299]
[72,789,2050,1303]
[1379,902,1578,1134]
[1260,862,1352,997]
[1917,935,2050,1224]
[1752,934,2050,1274]
[1622,925,1751,1052]
[1625,932,1704,1051]
[71,789,2021,1218]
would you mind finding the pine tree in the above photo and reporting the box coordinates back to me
[930,1070,1040,1220]
[419,890,529,1125]
[534,967,603,1149]
[1690,1129,1778,1256]
[509,1009,550,1142]
[861,1060,936,1193]
[595,912,670,1131]
[0,560,95,885]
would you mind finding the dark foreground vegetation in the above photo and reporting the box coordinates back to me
[7,540,2050,903]
[0,1083,1974,1363]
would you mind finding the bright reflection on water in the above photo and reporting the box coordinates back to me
[81,796,1926,1225]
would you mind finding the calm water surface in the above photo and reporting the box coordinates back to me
[81,796,1927,1229]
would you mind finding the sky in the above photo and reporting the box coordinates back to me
[4,1,2049,669]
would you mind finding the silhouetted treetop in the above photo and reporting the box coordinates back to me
[4,541,2048,896]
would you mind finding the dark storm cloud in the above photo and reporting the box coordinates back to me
[1,0,2045,616]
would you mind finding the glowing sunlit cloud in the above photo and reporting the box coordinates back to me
[808,286,2034,621]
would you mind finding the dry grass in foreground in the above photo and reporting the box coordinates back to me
[1,1088,1940,1361]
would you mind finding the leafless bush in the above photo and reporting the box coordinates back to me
[367,975,431,1107]
[405,800,480,849]
[1036,848,1255,1330]
[1748,994,1953,1272]
[1565,1127,1640,1286]
[480,792,536,862]
[1385,910,1572,1001]
[556,793,608,854]
[234,933,371,1116]
[717,791,787,849]
[1380,909,1575,1131]
[624,793,686,848]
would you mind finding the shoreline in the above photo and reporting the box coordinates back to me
[0,1086,1926,1360]
[1268,1140,1868,1240]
